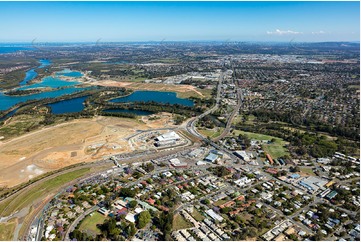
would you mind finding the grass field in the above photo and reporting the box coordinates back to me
[232,114,256,126]
[198,127,224,139]
[0,115,45,140]
[234,130,289,158]
[191,209,205,222]
[299,167,316,176]
[0,168,91,216]
[172,214,193,231]
[213,199,229,207]
[79,212,106,235]
[0,219,17,240]
[177,88,212,99]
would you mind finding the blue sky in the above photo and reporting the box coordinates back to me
[0,1,359,42]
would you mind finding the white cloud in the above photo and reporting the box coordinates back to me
[311,30,326,35]
[267,29,302,35]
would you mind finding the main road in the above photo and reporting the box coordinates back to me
[185,68,244,165]
[213,68,242,142]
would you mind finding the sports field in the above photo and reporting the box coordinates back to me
[234,130,289,158]
[79,212,106,236]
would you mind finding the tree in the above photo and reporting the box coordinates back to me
[128,200,138,208]
[137,210,151,229]
[290,166,300,173]
[202,199,210,205]
[127,223,137,237]
[119,187,137,198]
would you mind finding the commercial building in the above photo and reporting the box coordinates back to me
[169,158,188,168]
[233,150,250,162]
[298,176,328,193]
[204,153,219,163]
[155,131,180,142]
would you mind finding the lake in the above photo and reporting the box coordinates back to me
[0,108,19,121]
[48,96,89,114]
[103,108,153,116]
[0,87,88,111]
[109,91,194,106]
[0,58,88,111]
[56,69,83,78]
[19,59,51,86]
[19,76,80,90]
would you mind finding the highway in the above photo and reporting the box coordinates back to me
[213,67,242,142]
[184,70,244,164]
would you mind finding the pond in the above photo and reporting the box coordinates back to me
[48,96,89,114]
[109,91,194,106]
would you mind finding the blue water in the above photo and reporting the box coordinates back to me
[0,59,88,112]
[48,96,89,114]
[19,59,51,86]
[0,47,33,54]
[0,87,88,111]
[109,91,194,106]
[19,69,38,86]
[0,108,19,121]
[38,59,51,68]
[56,69,83,78]
[103,108,153,116]
[19,76,80,90]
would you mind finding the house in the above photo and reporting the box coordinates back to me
[125,213,136,223]
[219,201,235,209]
[289,173,300,179]
[98,207,109,216]
[205,209,224,222]
[266,168,278,175]
[234,177,252,187]
[284,227,296,236]
[266,154,274,165]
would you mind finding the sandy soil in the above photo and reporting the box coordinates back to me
[0,114,175,187]
[90,80,205,97]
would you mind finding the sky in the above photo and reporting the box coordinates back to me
[0,1,359,42]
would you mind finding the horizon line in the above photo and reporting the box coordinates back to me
[0,40,360,44]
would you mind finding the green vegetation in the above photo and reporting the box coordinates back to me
[213,199,229,207]
[299,167,316,176]
[199,127,224,139]
[79,212,107,235]
[234,130,289,158]
[128,200,138,208]
[208,166,231,177]
[0,168,91,216]
[0,114,45,140]
[137,210,151,229]
[172,214,193,230]
[155,211,173,240]
[191,209,205,221]
[119,187,137,198]
[0,219,17,240]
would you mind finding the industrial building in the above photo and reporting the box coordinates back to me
[298,176,328,193]
[233,150,250,162]
[169,158,188,168]
[204,153,219,163]
[155,131,180,142]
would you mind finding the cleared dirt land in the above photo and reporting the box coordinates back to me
[0,114,176,187]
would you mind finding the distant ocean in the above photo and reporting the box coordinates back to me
[0,46,33,54]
